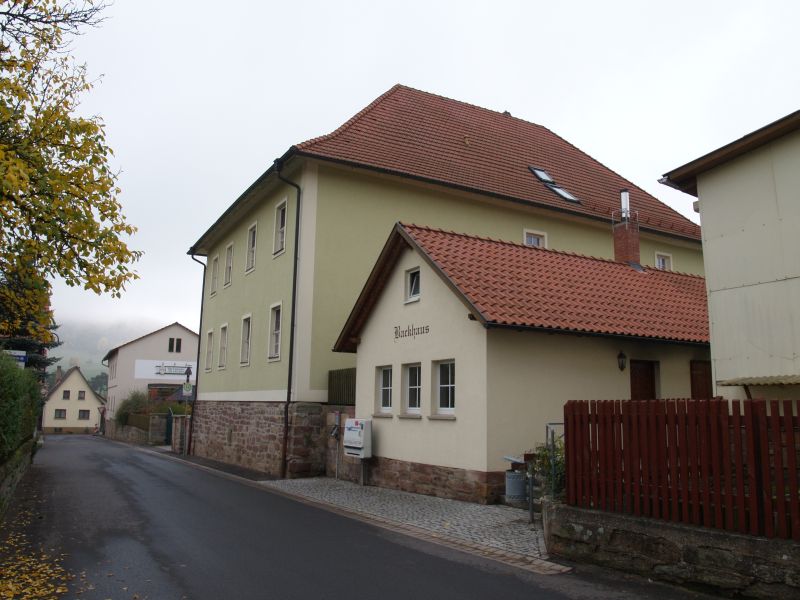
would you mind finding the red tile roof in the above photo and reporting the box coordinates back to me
[335,224,708,352]
[297,85,700,241]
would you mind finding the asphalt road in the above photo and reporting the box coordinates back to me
[1,436,719,600]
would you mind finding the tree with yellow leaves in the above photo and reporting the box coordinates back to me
[0,0,141,342]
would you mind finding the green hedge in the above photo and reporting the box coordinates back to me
[0,353,41,462]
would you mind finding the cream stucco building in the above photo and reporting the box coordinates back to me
[334,224,711,502]
[188,85,705,476]
[42,367,105,434]
[662,110,800,400]
[102,322,198,421]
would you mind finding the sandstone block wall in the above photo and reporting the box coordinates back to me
[543,501,800,600]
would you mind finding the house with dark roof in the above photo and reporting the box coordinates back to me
[102,322,198,425]
[42,366,105,434]
[333,223,711,502]
[662,110,800,400]
[188,84,705,476]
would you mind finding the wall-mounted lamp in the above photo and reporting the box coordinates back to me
[617,351,627,372]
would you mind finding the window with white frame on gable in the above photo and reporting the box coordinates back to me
[655,252,672,271]
[210,255,219,293]
[523,229,547,248]
[78,390,85,400]
[274,201,287,255]
[246,223,257,271]
[62,390,70,400]
[403,363,421,414]
[224,243,234,286]
[377,366,392,413]
[240,315,252,365]
[435,360,455,414]
[405,268,420,302]
[218,324,228,369]
[205,330,213,371]
[168,337,182,353]
[268,304,281,360]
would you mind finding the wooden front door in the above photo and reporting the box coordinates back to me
[630,359,657,400]
[690,360,713,399]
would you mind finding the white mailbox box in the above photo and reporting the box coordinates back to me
[343,418,372,459]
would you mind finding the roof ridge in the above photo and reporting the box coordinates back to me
[400,222,706,280]
[296,84,404,149]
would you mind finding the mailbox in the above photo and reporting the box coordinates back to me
[343,418,372,459]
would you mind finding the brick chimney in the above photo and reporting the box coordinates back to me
[55,365,63,384]
[613,189,640,264]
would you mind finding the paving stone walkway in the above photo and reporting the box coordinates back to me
[261,477,569,575]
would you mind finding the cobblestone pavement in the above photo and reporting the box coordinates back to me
[261,478,570,575]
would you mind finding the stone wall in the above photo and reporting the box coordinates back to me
[543,500,800,599]
[104,420,149,444]
[42,427,97,434]
[366,456,505,504]
[0,439,34,519]
[191,401,328,477]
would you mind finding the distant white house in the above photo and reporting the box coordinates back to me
[42,366,105,433]
[102,322,198,421]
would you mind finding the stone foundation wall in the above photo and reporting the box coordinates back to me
[42,427,96,434]
[0,439,35,519]
[366,456,505,504]
[543,501,800,600]
[191,401,328,477]
[104,420,149,444]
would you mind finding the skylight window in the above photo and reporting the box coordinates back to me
[545,183,579,203]
[528,166,554,183]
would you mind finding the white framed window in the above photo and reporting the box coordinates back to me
[54,409,66,420]
[523,229,547,248]
[245,223,257,272]
[240,315,252,365]
[405,268,420,303]
[403,363,421,413]
[274,200,287,255]
[435,360,455,414]
[655,252,672,271]
[268,303,282,360]
[205,330,213,371]
[224,243,234,286]
[377,366,392,413]
[62,390,70,400]
[210,255,219,294]
[78,390,86,400]
[78,409,90,420]
[218,324,228,369]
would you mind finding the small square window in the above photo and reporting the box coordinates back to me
[523,230,546,248]
[377,366,392,413]
[54,409,66,420]
[403,364,421,413]
[435,361,455,414]
[78,410,90,420]
[405,268,420,302]
[246,223,257,271]
[62,390,70,400]
[655,252,672,271]
[78,390,86,400]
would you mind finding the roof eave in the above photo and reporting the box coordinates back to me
[485,321,709,346]
[661,109,800,198]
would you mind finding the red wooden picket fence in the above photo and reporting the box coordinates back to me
[564,398,800,540]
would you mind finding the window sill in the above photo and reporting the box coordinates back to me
[404,296,420,305]
[428,414,456,421]
[398,413,422,420]
[223,282,232,289]
[210,291,217,298]
[372,413,393,419]
[273,248,286,259]
[217,366,226,371]
[268,355,281,363]
[204,368,212,373]
[245,267,255,275]
[239,362,250,367]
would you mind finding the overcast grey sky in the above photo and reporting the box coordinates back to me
[49,0,800,350]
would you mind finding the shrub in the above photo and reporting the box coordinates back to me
[528,438,566,499]
[0,353,41,461]
[115,390,148,426]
